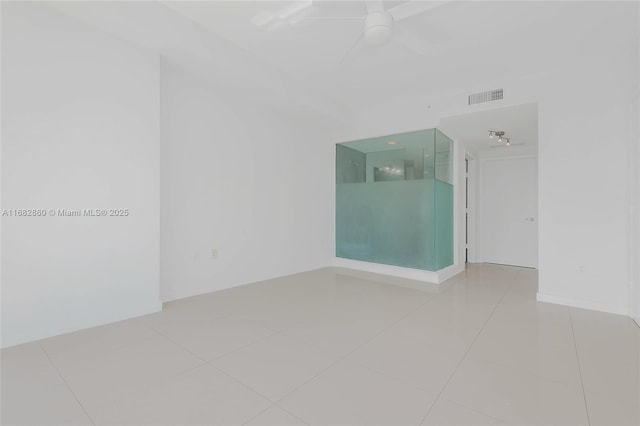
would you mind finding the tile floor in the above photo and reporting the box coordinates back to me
[2,264,639,425]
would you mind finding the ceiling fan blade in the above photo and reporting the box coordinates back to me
[365,1,384,14]
[387,1,450,22]
[340,34,365,65]
[393,27,432,55]
[306,16,365,21]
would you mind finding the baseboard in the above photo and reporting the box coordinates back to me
[1,300,163,349]
[161,264,329,303]
[536,292,630,316]
[438,263,466,282]
[331,257,462,284]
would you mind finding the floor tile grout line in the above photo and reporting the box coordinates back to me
[241,401,311,426]
[241,404,277,426]
[38,343,96,426]
[132,275,443,424]
[262,285,455,411]
[141,310,288,365]
[206,361,287,415]
[208,357,311,419]
[141,309,264,336]
[85,332,277,426]
[207,329,285,362]
[140,327,210,364]
[141,305,299,365]
[418,268,521,425]
[260,266,516,417]
[568,307,592,426]
[270,401,313,425]
[38,320,165,366]
[205,293,446,423]
[42,337,211,424]
[444,398,517,426]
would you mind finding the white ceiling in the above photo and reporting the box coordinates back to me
[439,103,538,154]
[47,1,634,118]
[159,0,605,108]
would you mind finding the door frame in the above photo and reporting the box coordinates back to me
[465,154,477,263]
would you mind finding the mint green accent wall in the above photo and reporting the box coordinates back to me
[435,180,454,270]
[336,180,436,270]
[336,128,453,272]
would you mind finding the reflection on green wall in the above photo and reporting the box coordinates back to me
[336,144,366,184]
[336,128,453,271]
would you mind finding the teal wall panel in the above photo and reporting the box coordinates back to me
[336,128,454,272]
[435,180,454,270]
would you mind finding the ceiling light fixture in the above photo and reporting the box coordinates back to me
[364,11,394,46]
[387,141,396,145]
[488,130,512,146]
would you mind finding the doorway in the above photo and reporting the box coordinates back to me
[479,156,538,268]
[440,102,539,269]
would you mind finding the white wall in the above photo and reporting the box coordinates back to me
[535,57,635,315]
[1,3,161,347]
[631,4,640,325]
[160,61,332,301]
[331,2,639,316]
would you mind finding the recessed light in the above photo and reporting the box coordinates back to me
[387,141,396,145]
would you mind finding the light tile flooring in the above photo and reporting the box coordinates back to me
[2,264,639,425]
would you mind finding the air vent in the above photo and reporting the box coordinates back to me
[468,89,503,105]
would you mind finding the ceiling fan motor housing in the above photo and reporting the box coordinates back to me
[364,11,393,46]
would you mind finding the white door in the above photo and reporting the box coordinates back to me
[480,157,538,268]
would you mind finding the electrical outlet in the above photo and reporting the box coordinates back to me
[211,249,218,259]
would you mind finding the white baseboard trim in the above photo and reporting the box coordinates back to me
[438,263,466,282]
[1,300,163,349]
[331,257,463,284]
[536,293,630,316]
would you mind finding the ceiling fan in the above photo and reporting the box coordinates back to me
[311,0,451,62]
